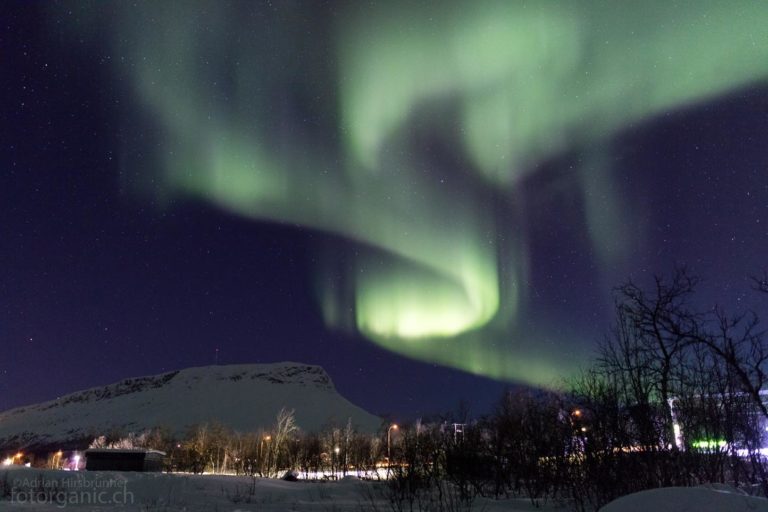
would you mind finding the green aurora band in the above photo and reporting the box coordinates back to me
[62,1,768,385]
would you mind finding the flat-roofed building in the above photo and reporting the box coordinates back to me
[84,448,165,472]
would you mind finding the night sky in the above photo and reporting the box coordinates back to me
[1,1,767,419]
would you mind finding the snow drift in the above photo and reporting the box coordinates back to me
[601,485,768,512]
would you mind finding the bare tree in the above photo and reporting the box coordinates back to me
[603,267,701,447]
[269,408,298,477]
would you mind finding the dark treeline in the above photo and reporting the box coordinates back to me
[88,408,385,480]
[373,267,768,511]
[88,268,768,511]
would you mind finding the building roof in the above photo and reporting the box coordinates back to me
[84,448,166,456]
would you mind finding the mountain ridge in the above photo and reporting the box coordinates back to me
[0,362,381,451]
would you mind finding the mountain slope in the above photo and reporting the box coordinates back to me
[0,363,381,450]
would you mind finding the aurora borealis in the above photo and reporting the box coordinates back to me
[2,1,768,413]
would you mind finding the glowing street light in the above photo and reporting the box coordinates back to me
[260,434,272,455]
[52,450,64,469]
[387,424,398,467]
[333,445,341,477]
[260,435,272,476]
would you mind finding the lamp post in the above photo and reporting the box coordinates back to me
[387,424,398,475]
[334,446,340,478]
[260,435,271,477]
[52,450,63,470]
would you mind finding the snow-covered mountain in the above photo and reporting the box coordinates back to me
[0,363,381,450]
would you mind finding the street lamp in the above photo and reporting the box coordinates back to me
[10,452,23,466]
[260,435,272,476]
[333,446,341,477]
[387,424,398,469]
[52,450,63,469]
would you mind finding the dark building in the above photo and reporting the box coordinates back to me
[84,449,165,472]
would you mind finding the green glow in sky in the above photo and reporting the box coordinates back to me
[60,1,768,385]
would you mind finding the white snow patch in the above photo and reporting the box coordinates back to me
[601,485,768,512]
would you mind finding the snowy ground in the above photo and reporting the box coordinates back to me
[602,484,768,512]
[0,466,548,511]
[1,466,767,511]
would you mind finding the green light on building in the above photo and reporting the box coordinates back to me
[691,439,727,450]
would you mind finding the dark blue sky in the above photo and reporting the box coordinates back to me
[1,2,767,420]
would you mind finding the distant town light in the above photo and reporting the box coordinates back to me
[692,438,727,450]
[2,457,12,466]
